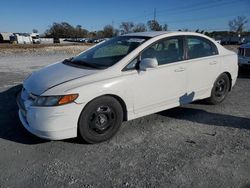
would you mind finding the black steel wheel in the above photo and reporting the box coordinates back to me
[78,96,123,143]
[206,73,230,105]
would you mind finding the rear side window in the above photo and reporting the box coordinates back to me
[187,36,218,59]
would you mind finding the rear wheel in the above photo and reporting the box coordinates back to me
[206,73,230,105]
[78,96,123,143]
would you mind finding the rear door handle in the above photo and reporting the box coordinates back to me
[209,61,217,65]
[175,67,186,72]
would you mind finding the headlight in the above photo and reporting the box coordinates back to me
[33,94,78,106]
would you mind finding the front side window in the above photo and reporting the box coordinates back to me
[66,36,149,69]
[141,37,184,66]
[187,36,218,59]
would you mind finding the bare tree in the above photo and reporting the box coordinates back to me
[195,29,205,34]
[133,23,147,32]
[75,25,88,38]
[96,30,104,38]
[229,16,248,33]
[44,22,88,38]
[120,22,134,34]
[147,20,162,31]
[103,25,117,38]
[162,24,168,31]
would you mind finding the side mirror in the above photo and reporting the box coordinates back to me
[139,58,158,71]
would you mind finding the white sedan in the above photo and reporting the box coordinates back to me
[17,31,238,143]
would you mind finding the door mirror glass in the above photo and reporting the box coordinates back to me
[139,58,158,71]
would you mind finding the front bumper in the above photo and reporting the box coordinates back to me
[16,92,83,140]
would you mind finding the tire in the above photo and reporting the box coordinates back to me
[78,96,123,144]
[206,73,230,105]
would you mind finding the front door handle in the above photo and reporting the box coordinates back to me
[175,67,185,72]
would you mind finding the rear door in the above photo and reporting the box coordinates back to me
[185,36,220,99]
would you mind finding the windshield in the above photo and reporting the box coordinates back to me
[67,36,150,69]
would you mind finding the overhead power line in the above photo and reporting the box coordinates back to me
[160,11,250,25]
[156,0,240,18]
[115,0,245,23]
[156,0,239,14]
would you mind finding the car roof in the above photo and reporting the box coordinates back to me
[123,31,206,38]
[124,31,174,37]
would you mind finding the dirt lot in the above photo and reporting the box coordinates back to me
[0,43,91,56]
[0,45,249,188]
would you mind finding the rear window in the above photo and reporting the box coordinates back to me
[187,36,218,59]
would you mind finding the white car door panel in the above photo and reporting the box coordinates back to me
[186,36,220,100]
[126,36,187,114]
[187,56,220,96]
[132,63,187,114]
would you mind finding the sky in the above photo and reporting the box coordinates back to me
[0,0,249,33]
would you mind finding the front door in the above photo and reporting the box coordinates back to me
[131,36,188,115]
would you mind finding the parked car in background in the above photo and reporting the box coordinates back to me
[17,31,238,143]
[10,33,33,44]
[93,38,101,43]
[215,40,221,44]
[31,33,41,44]
[0,32,13,43]
[94,38,110,43]
[53,38,60,43]
[238,43,250,68]
[79,38,87,43]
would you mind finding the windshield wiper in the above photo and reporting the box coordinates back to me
[63,57,74,62]
[63,58,104,69]
[71,60,101,69]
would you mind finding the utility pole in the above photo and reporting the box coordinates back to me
[153,8,156,22]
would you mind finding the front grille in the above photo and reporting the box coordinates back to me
[239,48,250,57]
[245,48,250,57]
[238,48,244,56]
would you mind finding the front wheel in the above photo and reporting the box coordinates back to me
[206,73,230,105]
[78,96,123,143]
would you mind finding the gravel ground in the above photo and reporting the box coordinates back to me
[0,44,90,57]
[0,48,250,188]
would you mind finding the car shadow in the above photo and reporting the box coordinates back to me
[158,107,250,130]
[238,67,250,78]
[0,85,47,145]
[1,85,249,145]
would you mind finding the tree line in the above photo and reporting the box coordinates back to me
[43,16,249,39]
[44,20,168,38]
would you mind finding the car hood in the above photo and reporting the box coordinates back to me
[23,62,100,95]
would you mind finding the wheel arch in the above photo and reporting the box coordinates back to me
[105,94,128,121]
[223,71,232,91]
